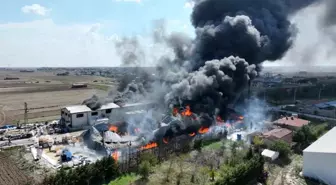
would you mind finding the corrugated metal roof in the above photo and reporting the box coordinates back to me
[65,105,91,114]
[122,102,153,107]
[99,102,120,110]
[304,127,336,154]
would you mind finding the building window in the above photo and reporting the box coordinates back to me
[76,113,84,118]
[106,109,112,114]
[91,112,98,116]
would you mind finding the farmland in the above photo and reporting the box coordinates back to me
[0,70,115,125]
[0,149,30,185]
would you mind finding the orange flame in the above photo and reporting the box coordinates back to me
[173,107,179,116]
[112,151,119,161]
[181,105,192,116]
[189,132,196,137]
[238,116,244,120]
[198,126,209,134]
[109,126,118,132]
[163,137,169,144]
[140,142,158,150]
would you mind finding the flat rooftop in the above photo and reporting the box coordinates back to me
[304,126,336,154]
[64,105,91,114]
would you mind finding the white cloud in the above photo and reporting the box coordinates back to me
[21,4,51,16]
[0,19,121,67]
[0,19,173,67]
[184,1,195,9]
[114,0,141,3]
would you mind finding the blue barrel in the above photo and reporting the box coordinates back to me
[237,134,242,141]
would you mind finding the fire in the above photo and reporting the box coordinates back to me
[112,151,119,161]
[163,137,169,144]
[109,126,118,132]
[198,126,209,134]
[173,107,179,116]
[238,116,244,120]
[216,116,223,122]
[189,132,196,137]
[134,128,140,133]
[140,142,158,150]
[181,105,192,117]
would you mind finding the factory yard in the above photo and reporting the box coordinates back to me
[0,70,112,125]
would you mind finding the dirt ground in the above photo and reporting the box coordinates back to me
[267,155,321,185]
[0,146,55,185]
[0,70,113,125]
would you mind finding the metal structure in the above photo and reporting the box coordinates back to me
[24,102,28,127]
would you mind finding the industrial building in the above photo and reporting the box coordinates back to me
[303,127,336,185]
[60,102,155,130]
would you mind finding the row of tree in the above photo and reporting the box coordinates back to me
[216,153,265,185]
[42,157,119,185]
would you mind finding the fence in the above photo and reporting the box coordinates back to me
[116,135,193,173]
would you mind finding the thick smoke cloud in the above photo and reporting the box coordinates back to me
[115,37,145,66]
[322,0,336,27]
[86,0,318,119]
[162,0,317,117]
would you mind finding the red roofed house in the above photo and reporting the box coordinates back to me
[273,116,310,130]
[262,128,293,145]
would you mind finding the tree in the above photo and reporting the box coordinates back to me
[270,140,291,160]
[293,125,318,150]
[138,161,151,180]
[253,136,264,152]
[230,141,238,156]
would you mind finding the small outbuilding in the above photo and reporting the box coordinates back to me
[261,149,279,161]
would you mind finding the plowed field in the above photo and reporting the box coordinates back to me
[0,153,30,185]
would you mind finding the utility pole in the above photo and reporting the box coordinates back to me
[24,102,28,127]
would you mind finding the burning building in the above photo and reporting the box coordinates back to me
[60,102,155,131]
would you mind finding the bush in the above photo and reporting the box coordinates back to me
[138,161,151,179]
[42,157,119,185]
[215,154,264,185]
[270,140,291,160]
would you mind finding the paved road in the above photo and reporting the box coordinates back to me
[0,130,85,148]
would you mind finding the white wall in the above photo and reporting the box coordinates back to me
[71,112,89,128]
[61,108,71,123]
[303,151,336,185]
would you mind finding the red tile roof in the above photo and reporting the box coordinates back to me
[263,128,292,139]
[274,117,309,128]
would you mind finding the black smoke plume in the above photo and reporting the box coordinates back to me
[163,0,318,118]
[86,0,318,124]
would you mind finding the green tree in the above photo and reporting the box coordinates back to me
[270,140,291,160]
[138,161,151,180]
[293,125,318,150]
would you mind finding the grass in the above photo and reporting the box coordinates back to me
[203,141,222,150]
[90,84,110,91]
[108,173,139,185]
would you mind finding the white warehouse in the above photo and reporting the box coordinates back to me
[303,126,336,185]
[60,102,154,130]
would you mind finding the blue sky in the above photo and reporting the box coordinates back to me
[1,0,193,35]
[0,0,195,67]
[0,0,333,67]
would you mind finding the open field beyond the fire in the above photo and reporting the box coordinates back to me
[0,70,114,125]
